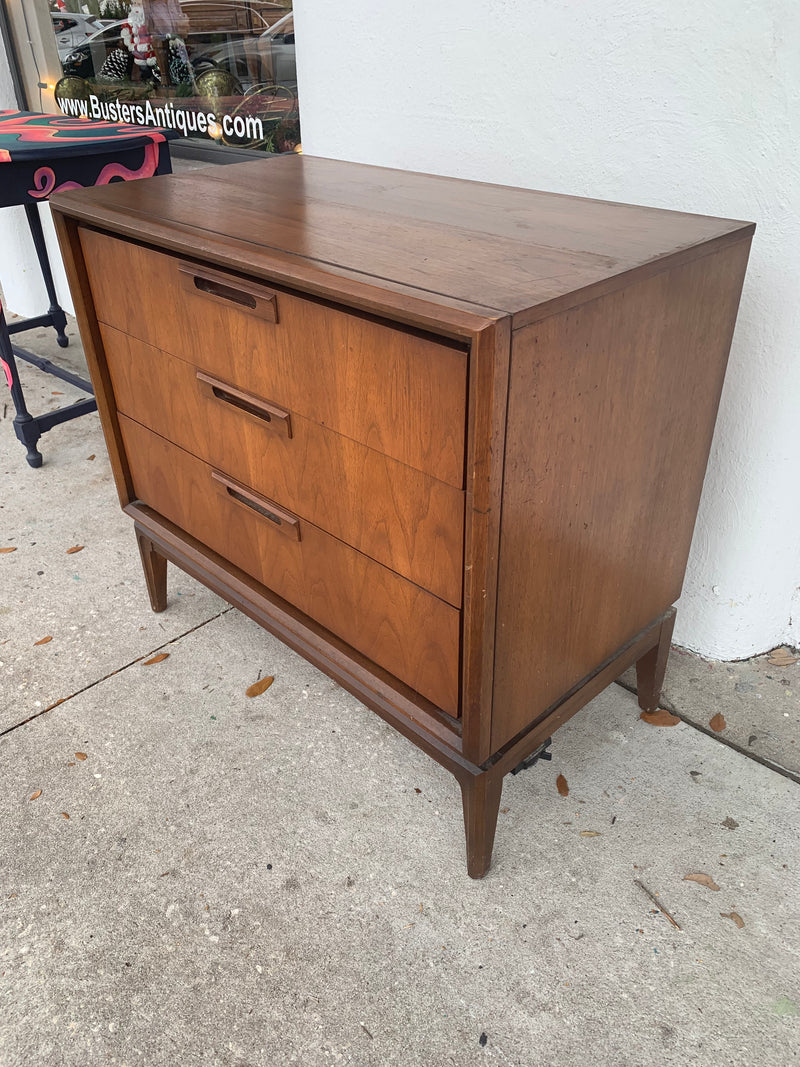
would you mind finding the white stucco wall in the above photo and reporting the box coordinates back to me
[294,0,800,659]
[0,42,74,317]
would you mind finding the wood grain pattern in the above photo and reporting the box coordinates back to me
[129,505,464,750]
[459,317,512,765]
[489,613,670,777]
[635,609,676,713]
[101,325,465,605]
[48,211,135,506]
[119,415,461,714]
[491,238,752,751]
[135,528,167,612]
[178,261,278,323]
[51,157,754,878]
[81,228,468,487]
[53,155,752,326]
[459,770,504,879]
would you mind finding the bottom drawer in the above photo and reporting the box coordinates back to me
[119,416,460,715]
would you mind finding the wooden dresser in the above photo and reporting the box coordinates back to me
[51,156,753,877]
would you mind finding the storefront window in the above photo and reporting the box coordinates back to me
[48,1,299,153]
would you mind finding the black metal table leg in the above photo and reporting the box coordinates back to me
[25,201,68,347]
[1,307,43,467]
[5,203,69,348]
[1,308,97,468]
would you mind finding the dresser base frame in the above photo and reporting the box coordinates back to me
[131,505,674,879]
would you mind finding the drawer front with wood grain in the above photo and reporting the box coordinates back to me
[81,227,468,488]
[102,325,465,606]
[118,415,461,715]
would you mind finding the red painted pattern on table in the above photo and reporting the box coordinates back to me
[28,139,162,198]
[0,297,12,391]
[0,110,168,150]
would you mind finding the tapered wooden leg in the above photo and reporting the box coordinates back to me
[459,769,504,879]
[635,607,676,712]
[135,528,168,613]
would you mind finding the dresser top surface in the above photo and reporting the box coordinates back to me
[52,153,753,325]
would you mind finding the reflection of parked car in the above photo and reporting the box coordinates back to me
[52,12,112,60]
[60,21,127,80]
[191,13,296,93]
[259,12,295,88]
[61,13,296,94]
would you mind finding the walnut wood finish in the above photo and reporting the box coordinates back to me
[57,155,751,328]
[101,325,464,605]
[636,609,677,713]
[460,771,504,880]
[135,528,167,613]
[51,156,753,878]
[119,415,461,714]
[195,370,293,436]
[177,261,278,323]
[460,318,511,764]
[80,228,468,487]
[491,239,752,751]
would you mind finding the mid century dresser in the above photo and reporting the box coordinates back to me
[51,156,753,877]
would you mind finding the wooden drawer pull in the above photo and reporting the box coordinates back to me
[178,262,278,323]
[211,470,301,541]
[196,371,292,438]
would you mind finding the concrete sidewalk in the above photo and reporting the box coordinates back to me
[1,321,798,1067]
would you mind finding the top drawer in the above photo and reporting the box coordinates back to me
[80,228,467,488]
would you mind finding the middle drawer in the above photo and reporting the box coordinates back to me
[102,325,464,607]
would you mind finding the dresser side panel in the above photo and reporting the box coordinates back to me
[491,238,752,752]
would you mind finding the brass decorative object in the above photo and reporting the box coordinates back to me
[195,68,242,103]
[54,76,90,104]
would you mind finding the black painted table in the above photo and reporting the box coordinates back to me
[0,110,176,466]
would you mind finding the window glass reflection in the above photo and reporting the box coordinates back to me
[50,1,299,153]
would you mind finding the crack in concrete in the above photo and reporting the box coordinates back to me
[0,606,234,739]
[6,607,796,791]
[614,678,800,787]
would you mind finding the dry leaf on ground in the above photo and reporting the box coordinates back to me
[580,830,602,837]
[34,636,52,646]
[640,708,681,727]
[709,712,727,733]
[143,652,170,666]
[66,545,84,555]
[246,675,275,698]
[74,752,87,761]
[0,546,17,554]
[29,790,42,801]
[767,647,797,667]
[720,911,745,929]
[556,774,569,797]
[683,872,721,891]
